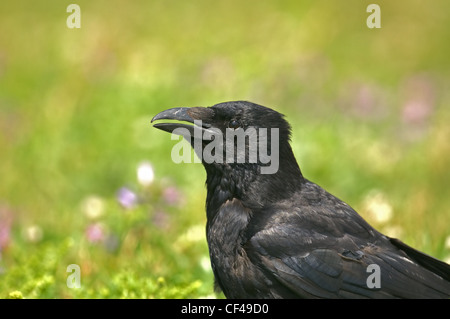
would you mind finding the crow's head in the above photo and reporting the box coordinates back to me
[152,100,293,134]
[152,101,303,208]
[152,101,292,169]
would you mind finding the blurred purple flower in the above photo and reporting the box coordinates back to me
[103,233,120,253]
[85,223,105,243]
[117,187,138,209]
[162,186,183,206]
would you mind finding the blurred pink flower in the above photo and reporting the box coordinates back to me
[0,205,13,251]
[162,186,184,206]
[399,74,436,141]
[338,81,388,120]
[152,210,171,230]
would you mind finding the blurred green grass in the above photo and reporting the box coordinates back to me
[0,0,449,298]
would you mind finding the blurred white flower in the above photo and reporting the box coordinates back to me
[200,255,212,272]
[81,195,105,219]
[445,235,450,250]
[137,161,155,187]
[174,224,205,249]
[362,190,393,224]
[183,225,205,242]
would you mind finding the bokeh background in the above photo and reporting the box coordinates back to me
[0,0,449,298]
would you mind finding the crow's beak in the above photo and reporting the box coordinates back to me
[151,107,215,140]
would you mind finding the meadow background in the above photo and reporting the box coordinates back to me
[0,0,449,298]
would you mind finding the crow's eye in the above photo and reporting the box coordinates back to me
[228,119,241,129]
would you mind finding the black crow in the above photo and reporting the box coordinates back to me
[152,100,450,298]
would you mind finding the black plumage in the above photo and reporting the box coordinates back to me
[152,100,450,298]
